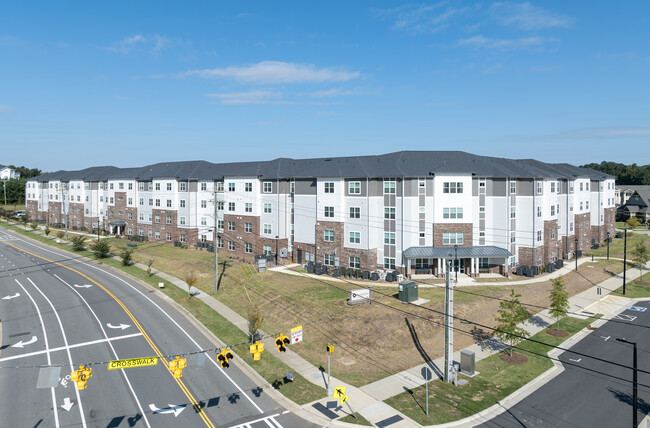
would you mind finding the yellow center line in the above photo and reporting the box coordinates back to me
[5,242,215,428]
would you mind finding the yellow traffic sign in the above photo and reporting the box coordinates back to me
[108,357,159,370]
[332,386,346,399]
[340,395,350,405]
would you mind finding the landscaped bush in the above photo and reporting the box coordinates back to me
[121,248,133,266]
[90,240,111,259]
[57,231,65,239]
[71,235,86,251]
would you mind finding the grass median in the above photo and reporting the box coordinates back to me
[384,315,594,426]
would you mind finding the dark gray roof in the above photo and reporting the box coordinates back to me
[403,246,512,259]
[27,151,616,182]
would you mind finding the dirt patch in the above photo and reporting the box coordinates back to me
[546,328,569,337]
[498,352,529,365]
[634,281,650,286]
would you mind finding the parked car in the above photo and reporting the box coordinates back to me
[15,210,25,217]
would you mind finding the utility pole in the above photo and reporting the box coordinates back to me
[623,229,627,295]
[213,188,219,294]
[606,231,610,260]
[444,259,454,383]
[616,338,637,428]
[2,179,7,219]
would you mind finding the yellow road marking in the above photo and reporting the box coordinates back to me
[5,242,215,428]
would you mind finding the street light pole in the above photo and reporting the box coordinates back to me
[454,244,458,283]
[213,188,219,294]
[616,338,637,428]
[623,229,627,295]
[574,238,578,272]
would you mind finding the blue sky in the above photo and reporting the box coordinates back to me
[1,1,649,172]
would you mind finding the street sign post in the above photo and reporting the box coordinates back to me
[422,367,432,415]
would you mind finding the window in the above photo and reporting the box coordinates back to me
[127,212,133,220]
[218,220,224,230]
[166,200,172,208]
[139,197,144,206]
[110,183,114,190]
[479,258,489,269]
[349,181,360,194]
[324,182,334,193]
[245,243,252,254]
[350,207,360,218]
[324,206,334,217]
[155,231,160,240]
[551,228,556,239]
[166,232,172,241]
[167,183,172,191]
[350,231,360,244]
[479,206,486,213]
[200,183,207,191]
[180,200,186,208]
[218,201,224,210]
[479,231,485,238]
[290,181,295,194]
[149,198,154,206]
[580,182,583,191]
[245,182,252,192]
[443,208,463,219]
[264,203,271,213]
[180,233,186,243]
[166,216,172,224]
[179,182,186,191]
[586,201,589,209]
[228,241,235,251]
[510,181,516,194]
[551,205,556,216]
[536,181,542,194]
[586,182,589,191]
[580,202,583,210]
[179,216,186,225]
[384,180,396,194]
[350,257,360,269]
[263,224,272,235]
[228,183,235,192]
[443,232,463,245]
[155,215,160,223]
[511,207,516,218]
[110,197,114,204]
[199,234,206,243]
[551,182,556,193]
[384,258,396,270]
[263,245,272,255]
[201,217,207,226]
[384,207,395,219]
[245,203,252,213]
[218,238,224,248]
[245,223,252,233]
[537,230,542,242]
[324,254,335,266]
[228,221,235,231]
[324,230,334,242]
[127,227,133,235]
[570,222,574,232]
[216,182,224,192]
[443,182,463,194]
[201,200,207,208]
[148,213,152,222]
[263,182,272,193]
[384,232,395,245]
[569,182,574,192]
[228,202,235,212]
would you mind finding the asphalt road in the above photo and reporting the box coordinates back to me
[0,228,317,428]
[478,299,650,427]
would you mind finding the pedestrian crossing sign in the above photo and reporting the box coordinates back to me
[333,386,346,399]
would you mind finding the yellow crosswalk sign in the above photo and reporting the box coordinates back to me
[340,395,350,405]
[332,386,346,399]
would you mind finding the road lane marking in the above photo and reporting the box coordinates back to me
[569,358,582,363]
[601,336,610,341]
[5,242,215,428]
[2,292,20,300]
[61,397,74,412]
[106,323,130,330]
[613,314,637,321]
[73,284,93,288]
[26,277,88,428]
[13,278,61,428]
[228,413,282,428]
[149,403,186,417]
[0,333,144,362]
[52,274,152,428]
[11,335,38,348]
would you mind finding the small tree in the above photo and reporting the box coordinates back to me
[121,248,133,266]
[626,217,640,230]
[247,305,264,343]
[549,277,570,327]
[185,272,197,299]
[44,226,51,236]
[631,241,649,277]
[91,240,111,259]
[146,259,155,276]
[30,223,37,231]
[57,231,65,239]
[494,289,530,356]
[71,235,86,251]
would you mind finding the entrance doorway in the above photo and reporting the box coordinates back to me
[297,248,302,264]
[452,258,465,274]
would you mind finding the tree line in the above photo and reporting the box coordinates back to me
[1,165,42,205]
[581,161,650,185]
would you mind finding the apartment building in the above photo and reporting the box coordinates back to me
[25,152,616,277]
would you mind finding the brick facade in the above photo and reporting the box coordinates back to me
[543,220,560,265]
[433,223,473,247]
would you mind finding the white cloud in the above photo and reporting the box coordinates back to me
[374,3,467,35]
[458,35,558,50]
[538,127,650,140]
[183,61,359,84]
[0,106,13,112]
[107,34,173,54]
[492,2,572,31]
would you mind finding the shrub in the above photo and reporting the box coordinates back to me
[247,305,264,343]
[71,235,86,251]
[146,259,155,276]
[121,248,133,266]
[90,240,111,259]
[44,226,51,236]
[30,223,37,230]
[57,231,65,239]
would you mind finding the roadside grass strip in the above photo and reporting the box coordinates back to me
[384,316,594,426]
[613,271,650,299]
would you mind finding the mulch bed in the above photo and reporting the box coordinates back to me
[546,328,569,337]
[499,352,528,364]
[634,281,650,285]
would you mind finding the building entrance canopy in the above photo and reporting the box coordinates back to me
[403,246,512,278]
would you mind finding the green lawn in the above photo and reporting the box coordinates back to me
[616,222,650,230]
[385,316,594,425]
[339,412,373,425]
[612,270,650,299]
[586,231,650,259]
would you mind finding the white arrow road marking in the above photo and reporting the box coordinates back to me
[2,292,20,300]
[61,397,74,411]
[569,358,582,363]
[106,323,130,330]
[11,335,37,348]
[149,404,186,417]
[73,284,93,288]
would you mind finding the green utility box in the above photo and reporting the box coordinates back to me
[398,280,418,302]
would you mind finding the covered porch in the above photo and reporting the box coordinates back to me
[108,220,126,235]
[403,246,512,278]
